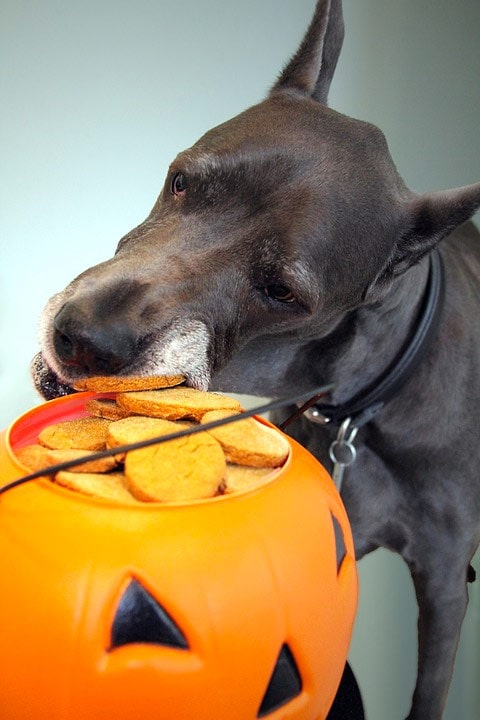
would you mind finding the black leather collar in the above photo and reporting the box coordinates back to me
[304,250,445,429]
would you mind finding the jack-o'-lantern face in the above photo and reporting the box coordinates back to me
[0,394,357,720]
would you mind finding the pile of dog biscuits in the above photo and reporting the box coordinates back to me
[16,376,289,504]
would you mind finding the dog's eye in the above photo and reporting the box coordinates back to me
[264,285,296,303]
[171,172,188,197]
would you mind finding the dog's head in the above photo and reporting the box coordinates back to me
[34,0,480,400]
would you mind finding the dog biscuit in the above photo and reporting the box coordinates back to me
[107,416,187,448]
[224,464,273,493]
[55,471,139,503]
[16,444,51,472]
[38,416,112,451]
[125,431,226,502]
[107,416,193,464]
[74,374,185,392]
[201,410,289,467]
[116,386,243,421]
[84,398,132,420]
[16,443,117,473]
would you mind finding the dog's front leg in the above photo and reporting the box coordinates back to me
[405,548,471,720]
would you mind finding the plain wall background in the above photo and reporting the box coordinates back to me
[1,1,479,718]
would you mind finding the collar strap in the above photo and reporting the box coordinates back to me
[305,250,445,429]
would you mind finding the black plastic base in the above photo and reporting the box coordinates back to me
[326,662,365,720]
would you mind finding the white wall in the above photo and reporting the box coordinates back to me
[1,2,479,718]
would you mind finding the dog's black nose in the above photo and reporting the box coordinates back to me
[53,303,138,375]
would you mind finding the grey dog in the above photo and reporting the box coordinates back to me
[33,1,480,718]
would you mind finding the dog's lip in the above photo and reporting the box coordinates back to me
[31,352,78,401]
[183,373,209,391]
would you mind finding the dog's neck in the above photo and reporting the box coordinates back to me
[321,257,432,408]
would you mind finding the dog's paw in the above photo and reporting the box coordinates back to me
[31,352,77,401]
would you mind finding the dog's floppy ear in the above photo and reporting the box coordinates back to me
[272,0,344,104]
[385,183,480,278]
[363,183,480,300]
[364,183,480,300]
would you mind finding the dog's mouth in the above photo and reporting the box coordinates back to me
[31,348,211,401]
[34,303,214,400]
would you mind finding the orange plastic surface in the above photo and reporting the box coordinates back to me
[0,394,358,720]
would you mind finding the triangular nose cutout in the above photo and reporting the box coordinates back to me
[111,578,189,649]
[258,644,302,717]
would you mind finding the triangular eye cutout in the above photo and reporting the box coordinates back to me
[331,513,346,573]
[110,578,189,650]
[257,644,302,717]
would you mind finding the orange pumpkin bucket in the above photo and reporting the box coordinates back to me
[0,392,358,720]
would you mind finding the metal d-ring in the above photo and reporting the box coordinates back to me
[329,417,359,491]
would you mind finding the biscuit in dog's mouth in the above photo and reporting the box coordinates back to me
[30,353,199,401]
[31,353,189,400]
